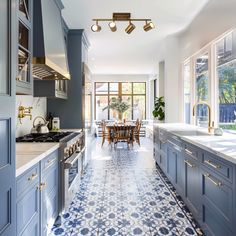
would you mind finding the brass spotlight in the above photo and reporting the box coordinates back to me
[108,21,117,32]
[91,21,101,32]
[143,21,155,32]
[125,21,136,34]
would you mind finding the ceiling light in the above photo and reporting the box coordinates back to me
[125,21,136,34]
[108,21,117,32]
[91,21,101,32]
[143,21,155,32]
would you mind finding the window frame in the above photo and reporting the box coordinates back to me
[94,82,146,120]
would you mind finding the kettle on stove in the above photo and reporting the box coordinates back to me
[31,116,49,134]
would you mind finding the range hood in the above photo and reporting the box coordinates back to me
[33,0,70,80]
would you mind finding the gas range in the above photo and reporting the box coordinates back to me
[16,132,74,143]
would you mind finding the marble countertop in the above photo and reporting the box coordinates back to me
[16,143,60,177]
[154,123,236,164]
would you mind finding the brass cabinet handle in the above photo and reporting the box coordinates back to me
[38,182,46,191]
[204,173,222,187]
[184,160,195,168]
[204,160,221,169]
[45,158,57,170]
[185,148,193,155]
[28,173,38,181]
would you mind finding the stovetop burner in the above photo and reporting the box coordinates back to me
[16,132,73,143]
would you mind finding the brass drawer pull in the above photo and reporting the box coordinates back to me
[184,160,195,168]
[204,173,222,187]
[185,148,193,155]
[28,173,38,181]
[45,158,57,170]
[38,182,46,191]
[204,160,221,169]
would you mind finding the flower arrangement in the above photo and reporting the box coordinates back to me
[103,97,130,119]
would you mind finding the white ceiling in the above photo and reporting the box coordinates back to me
[62,0,209,74]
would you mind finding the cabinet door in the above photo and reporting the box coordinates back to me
[41,162,59,236]
[184,155,200,218]
[176,151,184,195]
[17,183,39,236]
[167,145,177,185]
[0,1,17,235]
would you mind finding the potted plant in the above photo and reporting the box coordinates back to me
[103,97,130,121]
[152,96,165,121]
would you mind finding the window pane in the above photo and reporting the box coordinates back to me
[133,96,146,120]
[95,83,108,94]
[95,96,108,120]
[109,96,119,120]
[217,31,236,130]
[195,53,209,127]
[121,96,132,120]
[109,83,118,94]
[133,83,146,94]
[184,63,191,124]
[122,83,132,94]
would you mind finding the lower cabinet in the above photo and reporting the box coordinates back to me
[16,150,59,236]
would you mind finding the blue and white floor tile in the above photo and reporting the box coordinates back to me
[50,138,204,236]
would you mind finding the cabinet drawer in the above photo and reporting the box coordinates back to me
[17,164,39,198]
[17,183,39,235]
[183,143,198,160]
[202,153,233,182]
[159,140,167,153]
[201,169,233,225]
[41,150,58,173]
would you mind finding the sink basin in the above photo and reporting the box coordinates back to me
[173,130,210,136]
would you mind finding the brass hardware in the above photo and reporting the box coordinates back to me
[204,173,222,187]
[28,173,38,181]
[184,160,195,168]
[18,106,33,124]
[45,158,57,170]
[38,182,46,191]
[113,13,131,21]
[185,148,193,156]
[204,160,221,169]
[192,102,214,133]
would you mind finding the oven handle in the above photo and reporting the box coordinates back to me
[64,147,85,169]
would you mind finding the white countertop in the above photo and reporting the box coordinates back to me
[154,123,236,164]
[16,143,60,177]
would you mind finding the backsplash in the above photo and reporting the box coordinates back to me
[16,95,47,137]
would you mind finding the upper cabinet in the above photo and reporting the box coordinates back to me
[16,0,33,95]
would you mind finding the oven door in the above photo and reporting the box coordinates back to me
[62,148,85,211]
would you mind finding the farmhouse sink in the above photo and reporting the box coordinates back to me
[172,130,211,136]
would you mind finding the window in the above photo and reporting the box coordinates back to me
[94,82,146,120]
[183,62,191,124]
[217,30,236,130]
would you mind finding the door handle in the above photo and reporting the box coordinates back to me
[184,160,195,168]
[204,173,222,187]
[204,160,221,169]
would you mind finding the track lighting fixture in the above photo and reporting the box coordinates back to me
[108,21,117,32]
[91,13,154,34]
[91,21,101,32]
[125,21,136,34]
[143,21,155,32]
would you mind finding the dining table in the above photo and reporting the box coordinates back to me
[105,122,137,144]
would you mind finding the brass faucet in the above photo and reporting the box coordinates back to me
[18,106,33,124]
[192,102,214,133]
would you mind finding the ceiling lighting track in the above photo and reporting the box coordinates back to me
[91,12,155,34]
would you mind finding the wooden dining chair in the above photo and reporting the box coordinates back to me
[134,121,141,146]
[113,125,132,147]
[101,121,109,147]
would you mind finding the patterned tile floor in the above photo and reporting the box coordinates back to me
[50,138,204,236]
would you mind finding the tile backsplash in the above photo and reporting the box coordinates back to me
[16,95,47,137]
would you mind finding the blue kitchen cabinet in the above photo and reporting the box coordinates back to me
[16,164,40,236]
[41,151,59,236]
[16,150,59,236]
[0,0,17,235]
[167,144,177,184]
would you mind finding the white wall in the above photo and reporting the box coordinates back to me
[16,96,47,137]
[92,74,152,119]
[161,0,236,123]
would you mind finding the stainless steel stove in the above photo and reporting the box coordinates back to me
[16,130,85,212]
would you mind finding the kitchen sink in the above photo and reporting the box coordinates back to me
[172,130,211,136]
